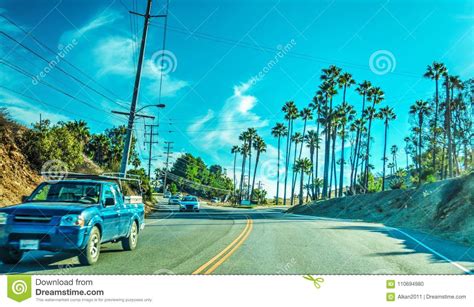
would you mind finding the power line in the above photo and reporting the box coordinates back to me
[0,30,129,110]
[0,14,129,107]
[149,22,420,79]
[0,84,122,127]
[0,59,123,118]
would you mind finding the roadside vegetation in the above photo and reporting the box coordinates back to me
[0,108,153,202]
[157,153,233,200]
[231,62,473,205]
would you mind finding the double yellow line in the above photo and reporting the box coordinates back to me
[192,217,253,275]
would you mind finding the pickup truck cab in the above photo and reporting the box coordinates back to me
[0,178,145,265]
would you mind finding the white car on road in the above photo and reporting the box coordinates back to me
[179,196,200,212]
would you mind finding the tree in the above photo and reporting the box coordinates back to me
[271,122,287,204]
[282,101,299,205]
[423,62,447,170]
[290,132,303,205]
[350,118,366,192]
[304,130,320,199]
[409,100,432,183]
[244,128,257,199]
[238,131,250,201]
[231,145,240,202]
[391,144,399,172]
[294,158,312,206]
[319,69,340,198]
[364,86,384,191]
[377,106,397,191]
[336,102,356,197]
[309,94,324,197]
[251,136,266,200]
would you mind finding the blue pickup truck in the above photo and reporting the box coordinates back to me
[0,176,145,265]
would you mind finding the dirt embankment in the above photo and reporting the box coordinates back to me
[288,174,474,246]
[0,123,41,206]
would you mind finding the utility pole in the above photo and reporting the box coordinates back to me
[144,124,159,179]
[119,0,166,176]
[163,141,174,193]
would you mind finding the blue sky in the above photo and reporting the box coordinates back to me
[0,0,473,196]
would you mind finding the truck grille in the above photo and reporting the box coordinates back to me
[14,215,52,223]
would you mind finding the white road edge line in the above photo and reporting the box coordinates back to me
[385,226,472,274]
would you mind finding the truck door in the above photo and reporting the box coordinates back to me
[101,184,121,241]
[112,184,131,237]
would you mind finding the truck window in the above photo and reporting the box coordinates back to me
[102,185,116,206]
[111,185,124,206]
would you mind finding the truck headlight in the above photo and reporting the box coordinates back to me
[0,212,8,224]
[60,215,85,227]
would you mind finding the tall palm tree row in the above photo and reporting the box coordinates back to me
[228,62,471,206]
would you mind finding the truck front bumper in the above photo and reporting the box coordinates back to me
[0,223,92,253]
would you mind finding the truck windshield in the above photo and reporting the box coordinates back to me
[28,182,101,204]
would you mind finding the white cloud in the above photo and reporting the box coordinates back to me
[61,10,122,43]
[93,37,188,98]
[188,79,269,153]
[0,90,70,125]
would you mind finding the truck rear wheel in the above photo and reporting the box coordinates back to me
[0,248,23,264]
[122,221,139,251]
[78,226,101,265]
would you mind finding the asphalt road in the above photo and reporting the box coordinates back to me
[1,201,473,275]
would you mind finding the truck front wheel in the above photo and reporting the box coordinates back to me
[122,221,139,251]
[0,248,23,264]
[79,226,101,265]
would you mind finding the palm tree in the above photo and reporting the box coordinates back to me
[338,72,356,105]
[350,118,366,192]
[424,62,447,170]
[231,145,240,202]
[271,123,287,205]
[391,145,399,171]
[282,101,299,205]
[238,132,250,201]
[290,132,303,205]
[251,136,266,200]
[304,130,320,199]
[409,100,432,182]
[377,106,397,191]
[447,75,464,176]
[320,82,338,198]
[298,107,313,159]
[309,93,324,198]
[403,137,411,170]
[295,158,312,205]
[363,86,384,191]
[244,128,257,199]
[336,102,356,197]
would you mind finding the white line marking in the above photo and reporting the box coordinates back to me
[385,226,472,274]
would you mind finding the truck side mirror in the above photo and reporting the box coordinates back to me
[21,195,29,203]
[104,197,115,207]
